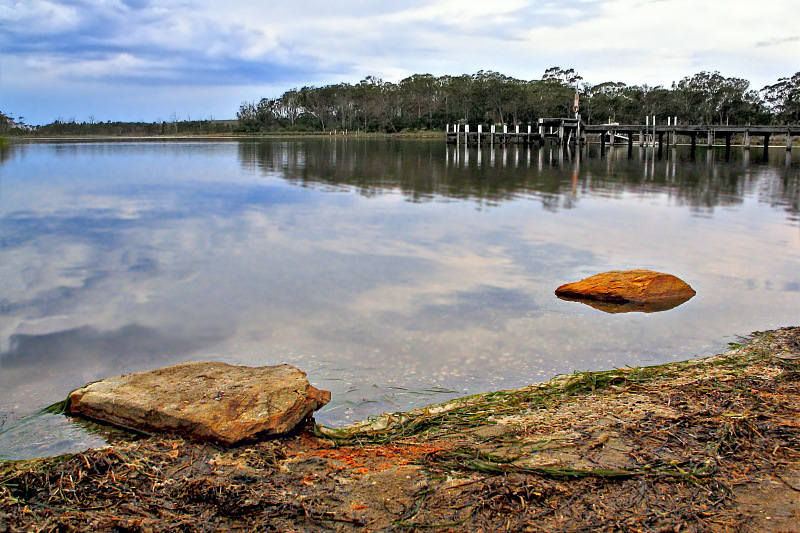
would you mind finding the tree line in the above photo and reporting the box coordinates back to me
[237,68,800,133]
[1,68,798,136]
[0,113,237,137]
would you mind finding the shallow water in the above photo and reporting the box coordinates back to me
[1,139,799,459]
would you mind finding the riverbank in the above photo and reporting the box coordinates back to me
[2,327,799,532]
[0,130,444,141]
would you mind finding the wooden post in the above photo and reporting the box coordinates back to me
[787,132,793,151]
[477,124,482,144]
[707,130,714,147]
[627,132,633,158]
[667,117,672,147]
[744,130,750,149]
[725,133,732,160]
[652,116,656,146]
[672,117,678,146]
[763,133,771,159]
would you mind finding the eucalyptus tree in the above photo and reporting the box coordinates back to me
[761,72,800,124]
[536,67,582,118]
[581,81,627,124]
[275,89,304,126]
[398,74,440,128]
[674,71,755,124]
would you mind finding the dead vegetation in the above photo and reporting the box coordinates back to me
[2,327,800,532]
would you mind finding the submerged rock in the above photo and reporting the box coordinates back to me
[66,362,330,445]
[555,270,696,312]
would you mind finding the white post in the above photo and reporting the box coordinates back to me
[673,117,678,146]
[503,124,508,134]
[652,116,656,146]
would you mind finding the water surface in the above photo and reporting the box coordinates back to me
[1,139,798,459]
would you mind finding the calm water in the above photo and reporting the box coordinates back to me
[1,139,799,459]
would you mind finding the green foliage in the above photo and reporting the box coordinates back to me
[237,67,797,134]
[11,118,237,137]
[7,69,798,136]
[761,72,800,124]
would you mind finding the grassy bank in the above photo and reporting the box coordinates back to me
[2,327,799,532]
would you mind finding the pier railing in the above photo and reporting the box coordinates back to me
[446,118,799,152]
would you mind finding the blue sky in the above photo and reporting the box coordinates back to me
[1,0,798,125]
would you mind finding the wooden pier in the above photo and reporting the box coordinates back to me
[444,123,543,145]
[446,119,800,154]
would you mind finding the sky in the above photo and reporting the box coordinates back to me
[0,0,798,125]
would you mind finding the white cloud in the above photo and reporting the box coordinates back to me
[3,0,82,33]
[2,0,799,123]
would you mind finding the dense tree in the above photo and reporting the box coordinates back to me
[672,71,756,124]
[761,72,800,124]
[7,69,798,137]
[227,68,795,132]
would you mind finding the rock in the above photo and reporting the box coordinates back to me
[556,294,693,314]
[555,270,696,312]
[66,362,330,445]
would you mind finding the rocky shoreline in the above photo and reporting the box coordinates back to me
[2,327,800,532]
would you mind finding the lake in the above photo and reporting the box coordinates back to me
[1,138,799,459]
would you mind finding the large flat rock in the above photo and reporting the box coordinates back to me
[555,270,696,310]
[66,362,330,445]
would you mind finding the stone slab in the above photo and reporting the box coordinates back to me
[66,362,330,445]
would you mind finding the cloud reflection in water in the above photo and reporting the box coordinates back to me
[1,140,799,459]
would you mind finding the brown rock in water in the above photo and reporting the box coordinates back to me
[66,362,330,445]
[556,294,693,314]
[555,270,696,307]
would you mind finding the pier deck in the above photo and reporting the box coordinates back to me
[446,120,799,151]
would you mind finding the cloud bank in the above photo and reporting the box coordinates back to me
[1,0,798,123]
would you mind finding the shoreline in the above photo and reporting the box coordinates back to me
[0,131,445,142]
[2,327,800,531]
